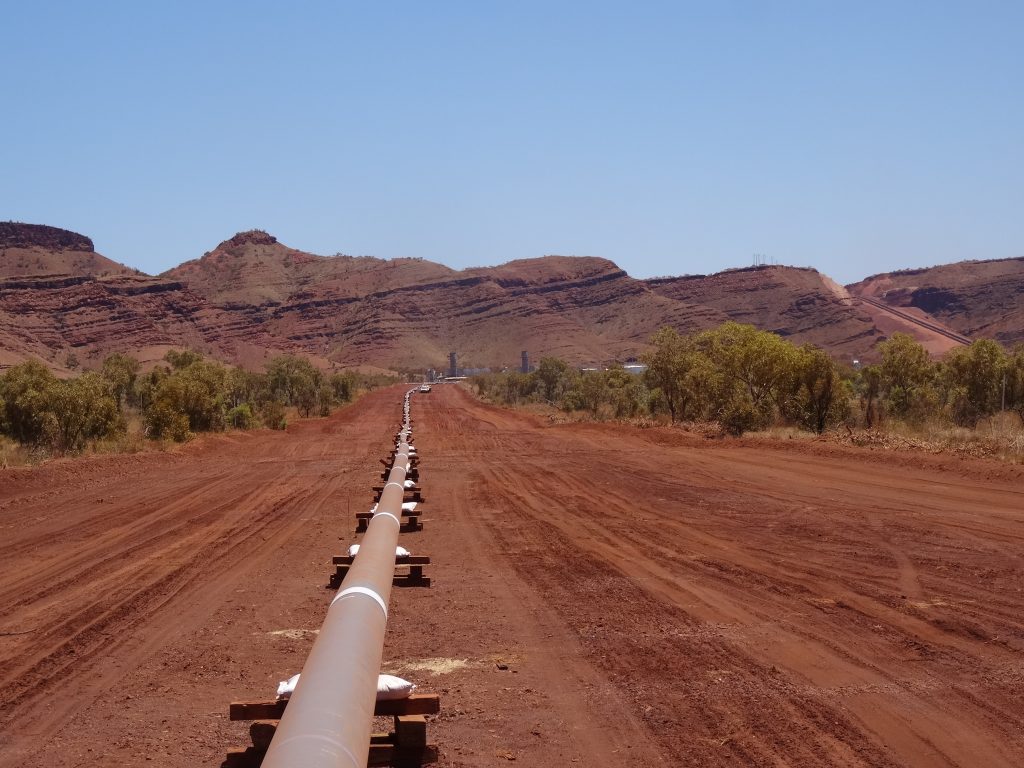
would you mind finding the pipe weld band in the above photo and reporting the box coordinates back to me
[331,585,388,618]
[384,481,404,491]
[373,511,401,525]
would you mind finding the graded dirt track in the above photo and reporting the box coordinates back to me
[1,385,1023,767]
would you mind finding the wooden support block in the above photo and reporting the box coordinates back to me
[394,576,431,588]
[368,743,438,767]
[333,555,430,565]
[376,694,440,716]
[224,742,438,768]
[249,720,278,751]
[394,715,427,748]
[231,694,440,722]
[330,564,431,589]
[230,700,286,721]
[222,746,263,768]
[226,697,440,767]
[371,488,424,504]
[356,508,419,519]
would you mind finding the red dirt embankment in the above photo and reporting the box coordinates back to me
[2,386,1023,766]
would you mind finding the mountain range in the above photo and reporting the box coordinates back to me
[1,221,1021,373]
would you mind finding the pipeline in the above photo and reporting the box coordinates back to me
[857,296,971,346]
[261,388,420,768]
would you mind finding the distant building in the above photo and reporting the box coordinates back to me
[521,350,530,374]
[448,351,458,378]
[623,364,647,376]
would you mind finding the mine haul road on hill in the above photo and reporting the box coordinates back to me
[1,385,1023,767]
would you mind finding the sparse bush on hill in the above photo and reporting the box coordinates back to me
[0,349,391,457]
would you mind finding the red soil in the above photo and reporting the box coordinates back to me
[1,386,1023,766]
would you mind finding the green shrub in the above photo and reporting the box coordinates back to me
[260,400,287,430]
[227,404,255,429]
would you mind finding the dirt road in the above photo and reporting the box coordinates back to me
[2,385,1023,766]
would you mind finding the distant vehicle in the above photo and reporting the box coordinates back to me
[419,384,431,393]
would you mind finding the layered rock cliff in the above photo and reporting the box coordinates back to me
[3,222,1020,372]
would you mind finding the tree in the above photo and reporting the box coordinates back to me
[0,360,57,444]
[879,333,936,421]
[46,373,120,452]
[316,383,335,417]
[227,404,255,429]
[784,345,848,433]
[225,366,261,409]
[145,360,227,437]
[700,323,796,412]
[693,322,797,433]
[165,348,204,370]
[329,372,356,404]
[1007,345,1024,424]
[941,339,1007,426]
[642,327,707,422]
[267,355,321,407]
[860,365,882,427]
[101,353,141,407]
[605,365,648,419]
[535,358,570,404]
[579,371,607,416]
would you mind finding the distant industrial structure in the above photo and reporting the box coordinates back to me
[521,350,530,374]
[448,351,458,378]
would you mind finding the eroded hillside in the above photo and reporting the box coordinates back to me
[3,221,1021,371]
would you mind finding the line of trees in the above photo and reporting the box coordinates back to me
[473,323,1024,436]
[0,350,389,454]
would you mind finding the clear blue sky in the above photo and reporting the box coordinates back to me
[2,1,1021,283]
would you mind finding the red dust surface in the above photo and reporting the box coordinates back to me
[2,385,1023,766]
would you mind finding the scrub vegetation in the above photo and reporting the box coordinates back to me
[473,322,1024,450]
[0,350,393,460]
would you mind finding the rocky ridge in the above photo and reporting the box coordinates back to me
[848,257,1024,346]
[1,223,1020,371]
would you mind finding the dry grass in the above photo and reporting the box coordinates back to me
[841,413,1024,463]
[87,412,150,456]
[0,437,37,468]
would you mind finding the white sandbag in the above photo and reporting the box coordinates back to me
[403,479,416,489]
[401,501,417,512]
[350,544,410,558]
[279,673,415,701]
[276,673,300,700]
[377,674,416,700]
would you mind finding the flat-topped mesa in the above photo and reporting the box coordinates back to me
[0,222,94,252]
[217,230,279,250]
